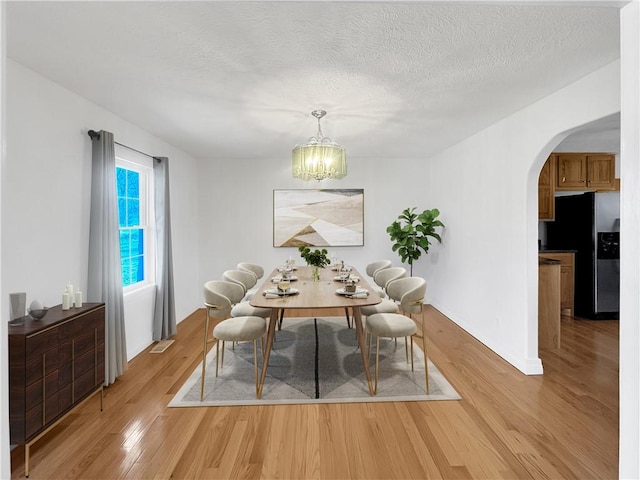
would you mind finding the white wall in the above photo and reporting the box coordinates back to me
[424,61,620,374]
[0,2,10,478]
[619,2,640,477]
[196,154,431,287]
[2,60,202,360]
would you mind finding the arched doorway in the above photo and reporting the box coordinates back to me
[536,114,620,349]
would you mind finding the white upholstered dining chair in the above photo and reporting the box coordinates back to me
[365,276,428,394]
[364,259,393,298]
[360,267,408,320]
[223,269,260,301]
[201,280,268,401]
[237,262,265,281]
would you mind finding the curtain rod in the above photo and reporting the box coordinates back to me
[88,129,159,161]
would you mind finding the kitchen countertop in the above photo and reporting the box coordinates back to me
[539,249,577,254]
[539,257,561,265]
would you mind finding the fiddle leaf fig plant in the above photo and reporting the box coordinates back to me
[386,207,444,275]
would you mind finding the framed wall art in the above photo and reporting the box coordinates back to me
[273,189,364,247]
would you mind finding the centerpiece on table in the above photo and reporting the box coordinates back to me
[298,246,331,281]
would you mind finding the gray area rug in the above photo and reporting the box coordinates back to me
[169,317,460,406]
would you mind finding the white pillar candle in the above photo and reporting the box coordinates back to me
[62,293,71,310]
[66,282,74,298]
[74,291,83,308]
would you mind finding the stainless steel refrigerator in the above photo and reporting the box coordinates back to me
[546,191,620,319]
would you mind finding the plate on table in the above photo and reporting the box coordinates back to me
[264,288,300,297]
[331,266,353,272]
[271,275,298,282]
[336,287,368,296]
[333,276,359,282]
[277,267,298,272]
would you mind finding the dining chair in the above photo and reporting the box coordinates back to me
[360,267,408,319]
[365,260,392,280]
[223,269,260,301]
[201,280,268,401]
[365,276,428,395]
[364,259,393,298]
[237,262,265,281]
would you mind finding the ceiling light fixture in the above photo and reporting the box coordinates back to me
[292,110,347,181]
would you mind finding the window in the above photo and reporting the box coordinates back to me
[116,147,154,290]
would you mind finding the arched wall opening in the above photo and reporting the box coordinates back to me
[528,114,620,366]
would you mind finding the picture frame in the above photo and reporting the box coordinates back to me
[273,189,364,247]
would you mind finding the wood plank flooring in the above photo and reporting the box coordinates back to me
[11,307,619,479]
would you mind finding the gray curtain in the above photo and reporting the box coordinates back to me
[152,157,176,340]
[88,130,128,385]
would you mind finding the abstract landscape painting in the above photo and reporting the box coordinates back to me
[273,189,364,247]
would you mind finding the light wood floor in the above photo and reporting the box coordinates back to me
[11,307,619,479]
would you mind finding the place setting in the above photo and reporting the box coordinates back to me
[264,258,300,297]
[331,259,367,298]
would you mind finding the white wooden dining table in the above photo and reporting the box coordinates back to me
[250,265,382,398]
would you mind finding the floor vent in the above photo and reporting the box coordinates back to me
[150,339,175,354]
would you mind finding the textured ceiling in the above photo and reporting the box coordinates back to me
[6,1,620,160]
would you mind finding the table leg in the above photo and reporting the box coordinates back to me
[352,306,375,395]
[257,308,279,399]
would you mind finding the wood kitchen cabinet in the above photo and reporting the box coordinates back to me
[539,252,575,316]
[556,153,616,191]
[9,303,105,477]
[538,154,556,220]
[539,258,561,350]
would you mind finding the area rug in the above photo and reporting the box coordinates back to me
[169,317,460,407]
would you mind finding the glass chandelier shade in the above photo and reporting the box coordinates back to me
[292,110,347,181]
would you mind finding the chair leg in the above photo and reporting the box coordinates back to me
[200,314,210,401]
[215,340,220,377]
[374,336,381,395]
[410,336,415,371]
[220,340,226,368]
[422,315,429,394]
[404,336,409,363]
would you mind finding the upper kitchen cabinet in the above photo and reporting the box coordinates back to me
[538,154,556,220]
[556,153,616,191]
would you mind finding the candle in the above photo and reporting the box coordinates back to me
[62,293,71,310]
[74,291,83,308]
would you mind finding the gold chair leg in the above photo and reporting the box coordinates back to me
[374,336,380,395]
[410,336,415,371]
[201,314,210,401]
[404,336,409,363]
[221,340,226,368]
[422,316,429,394]
[368,330,373,363]
[215,340,220,377]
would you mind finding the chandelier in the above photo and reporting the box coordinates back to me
[292,110,347,181]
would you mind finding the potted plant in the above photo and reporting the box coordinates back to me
[298,246,331,281]
[386,207,444,276]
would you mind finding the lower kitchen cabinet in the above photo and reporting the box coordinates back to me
[539,252,575,316]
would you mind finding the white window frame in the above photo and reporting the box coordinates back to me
[115,146,156,294]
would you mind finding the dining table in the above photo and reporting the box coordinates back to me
[250,264,382,398]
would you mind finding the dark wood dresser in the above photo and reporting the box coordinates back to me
[8,303,105,477]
